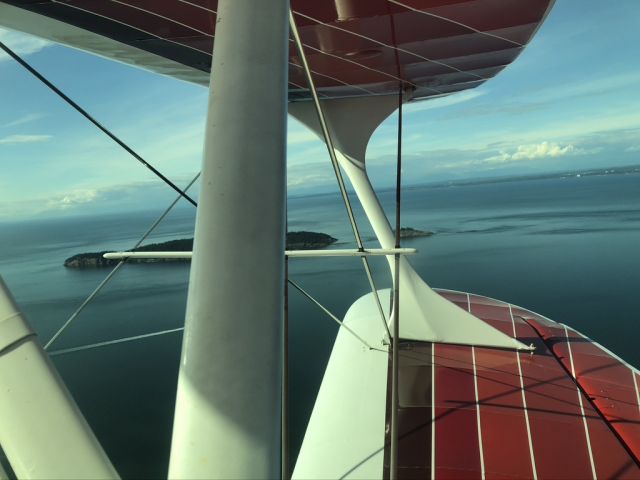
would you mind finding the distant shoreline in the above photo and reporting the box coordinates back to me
[290,164,640,198]
[2,167,638,226]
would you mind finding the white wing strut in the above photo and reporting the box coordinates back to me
[103,248,417,260]
[0,277,118,479]
[168,1,289,478]
[290,97,532,351]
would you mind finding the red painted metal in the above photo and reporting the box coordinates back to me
[523,313,640,466]
[468,303,535,479]
[515,326,594,479]
[433,343,482,479]
[429,291,640,480]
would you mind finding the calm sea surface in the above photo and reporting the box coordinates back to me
[1,172,639,477]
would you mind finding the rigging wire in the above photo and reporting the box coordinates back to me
[282,203,290,480]
[389,84,404,480]
[287,279,385,352]
[44,172,201,350]
[49,278,384,357]
[0,40,198,208]
[289,10,392,344]
[386,1,405,471]
[48,327,184,356]
[281,257,290,480]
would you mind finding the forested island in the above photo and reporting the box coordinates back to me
[64,228,433,268]
[64,231,338,268]
[396,227,434,238]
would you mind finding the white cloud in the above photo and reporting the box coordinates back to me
[0,28,51,61]
[431,140,591,171]
[4,112,46,128]
[287,128,319,146]
[0,180,163,219]
[0,134,51,144]
[287,160,334,191]
[625,145,640,152]
[287,173,332,188]
[485,141,577,164]
[435,158,479,170]
[46,189,98,210]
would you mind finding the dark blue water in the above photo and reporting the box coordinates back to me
[1,172,639,478]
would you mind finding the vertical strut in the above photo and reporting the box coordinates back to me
[168,1,288,477]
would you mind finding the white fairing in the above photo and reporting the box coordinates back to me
[293,291,391,479]
[0,277,118,479]
[289,97,529,350]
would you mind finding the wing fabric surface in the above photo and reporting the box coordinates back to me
[0,0,553,101]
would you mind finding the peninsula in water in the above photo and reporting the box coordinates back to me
[396,227,434,239]
[64,231,338,268]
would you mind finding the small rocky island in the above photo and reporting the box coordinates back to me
[286,231,337,249]
[397,227,434,239]
[64,231,338,268]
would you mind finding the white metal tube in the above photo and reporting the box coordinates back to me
[287,248,415,258]
[104,252,192,259]
[0,277,118,479]
[168,0,289,478]
[104,248,416,260]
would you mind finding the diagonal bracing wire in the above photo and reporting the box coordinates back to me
[288,279,385,352]
[0,40,198,207]
[44,172,201,350]
[289,11,392,344]
[48,327,184,356]
[389,84,404,480]
[47,277,386,357]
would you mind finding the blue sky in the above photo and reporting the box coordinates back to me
[1,0,639,220]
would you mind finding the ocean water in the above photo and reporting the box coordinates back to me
[1,172,639,477]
